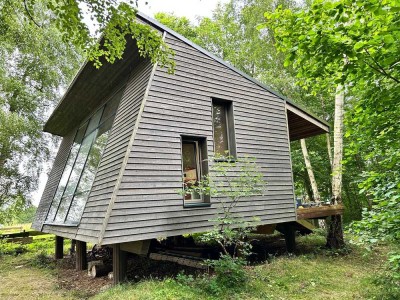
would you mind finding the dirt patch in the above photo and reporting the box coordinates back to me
[56,256,111,298]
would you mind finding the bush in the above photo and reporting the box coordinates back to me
[207,255,248,290]
[0,239,27,256]
[30,251,55,269]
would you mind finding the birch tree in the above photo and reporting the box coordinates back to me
[327,85,345,248]
[263,0,400,248]
[300,139,320,203]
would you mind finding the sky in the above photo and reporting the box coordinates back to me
[31,0,229,206]
[137,0,226,21]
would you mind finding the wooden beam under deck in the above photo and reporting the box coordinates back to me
[297,205,344,220]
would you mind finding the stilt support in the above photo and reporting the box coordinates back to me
[55,236,64,259]
[112,244,127,285]
[76,241,87,271]
[277,223,296,253]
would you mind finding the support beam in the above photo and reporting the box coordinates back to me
[55,236,64,259]
[76,241,87,271]
[112,244,127,285]
[276,223,296,253]
[283,226,296,253]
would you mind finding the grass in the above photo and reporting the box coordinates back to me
[0,226,398,300]
[93,234,397,300]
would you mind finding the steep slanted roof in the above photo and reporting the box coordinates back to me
[44,11,329,137]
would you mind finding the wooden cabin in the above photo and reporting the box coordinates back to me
[33,12,330,283]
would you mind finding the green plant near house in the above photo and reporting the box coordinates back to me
[181,155,266,289]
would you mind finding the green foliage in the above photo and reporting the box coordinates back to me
[207,255,248,290]
[262,0,400,278]
[180,156,265,292]
[0,0,80,221]
[20,0,175,70]
[154,12,198,41]
[30,251,54,269]
[0,239,27,256]
[14,206,37,224]
[182,156,265,258]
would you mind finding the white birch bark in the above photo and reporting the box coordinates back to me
[326,133,333,170]
[300,138,326,228]
[331,84,345,205]
[300,139,320,203]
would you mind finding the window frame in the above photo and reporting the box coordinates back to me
[44,90,122,226]
[181,135,210,208]
[212,99,237,161]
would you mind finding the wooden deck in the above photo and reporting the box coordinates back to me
[297,204,344,220]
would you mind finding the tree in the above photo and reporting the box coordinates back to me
[19,0,174,70]
[263,0,400,248]
[0,0,81,223]
[182,155,266,289]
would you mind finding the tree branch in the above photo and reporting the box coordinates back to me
[23,0,41,28]
[364,49,400,84]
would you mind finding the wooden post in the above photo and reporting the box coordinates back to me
[76,241,87,271]
[283,224,296,253]
[55,236,64,259]
[112,244,127,285]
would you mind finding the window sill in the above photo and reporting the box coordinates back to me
[183,202,211,208]
[43,222,79,227]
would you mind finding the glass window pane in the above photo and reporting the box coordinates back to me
[75,119,112,195]
[213,103,229,156]
[46,91,121,224]
[182,141,201,201]
[85,107,103,136]
[54,195,72,223]
[100,91,122,123]
[63,131,96,197]
[66,191,89,223]
[45,124,87,222]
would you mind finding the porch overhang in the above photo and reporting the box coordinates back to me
[286,102,330,141]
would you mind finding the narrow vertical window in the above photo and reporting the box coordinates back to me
[181,137,209,206]
[212,100,236,158]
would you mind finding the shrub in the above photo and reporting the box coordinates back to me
[0,239,27,256]
[207,255,248,289]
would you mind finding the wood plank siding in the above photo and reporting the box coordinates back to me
[34,58,153,242]
[34,14,329,245]
[100,33,296,244]
[75,59,154,243]
[32,131,76,230]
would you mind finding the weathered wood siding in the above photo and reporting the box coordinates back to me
[75,59,154,243]
[32,131,76,231]
[101,33,296,244]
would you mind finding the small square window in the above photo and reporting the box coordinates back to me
[212,99,236,159]
[181,136,209,207]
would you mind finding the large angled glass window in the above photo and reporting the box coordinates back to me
[45,91,122,225]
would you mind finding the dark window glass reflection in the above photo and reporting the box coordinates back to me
[213,103,229,156]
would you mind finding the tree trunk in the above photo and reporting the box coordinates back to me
[327,84,345,249]
[300,139,325,228]
[300,139,320,203]
[326,133,333,169]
